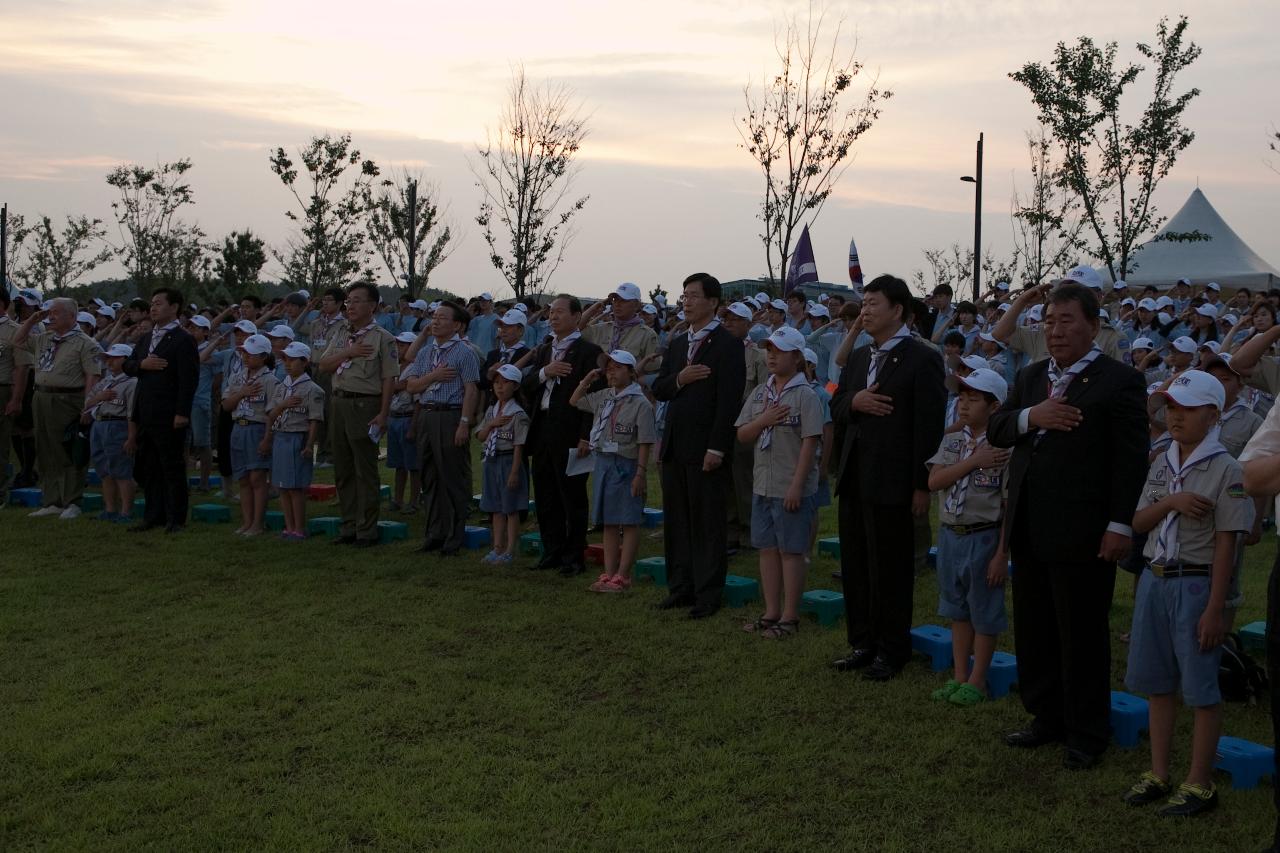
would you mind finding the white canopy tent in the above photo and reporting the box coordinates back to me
[1102,188,1279,289]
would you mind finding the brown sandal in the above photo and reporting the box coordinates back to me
[743,616,779,634]
[760,620,800,640]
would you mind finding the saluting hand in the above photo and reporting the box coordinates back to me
[1027,397,1081,431]
[850,383,893,416]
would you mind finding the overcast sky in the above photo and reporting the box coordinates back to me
[2,0,1277,300]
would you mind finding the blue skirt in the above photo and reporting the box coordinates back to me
[480,452,529,514]
[90,419,133,480]
[230,422,270,480]
[272,431,314,489]
[386,414,418,470]
[591,453,644,526]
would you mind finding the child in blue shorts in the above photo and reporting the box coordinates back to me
[735,327,823,639]
[387,331,421,514]
[262,342,325,540]
[85,343,138,522]
[926,367,1011,705]
[1124,369,1254,816]
[478,363,532,565]
[221,333,278,536]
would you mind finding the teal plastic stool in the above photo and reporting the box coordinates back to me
[723,574,759,607]
[472,493,483,508]
[264,510,286,531]
[188,475,223,487]
[634,557,667,585]
[463,525,492,549]
[817,537,840,558]
[379,484,391,500]
[81,493,104,512]
[642,508,664,528]
[307,516,342,537]
[910,624,953,671]
[1110,691,1149,748]
[799,589,844,626]
[132,497,147,518]
[1240,621,1266,653]
[1215,736,1275,790]
[519,531,543,556]
[377,520,408,542]
[192,503,231,523]
[927,546,938,568]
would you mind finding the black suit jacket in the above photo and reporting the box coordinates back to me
[521,336,604,450]
[987,354,1149,564]
[479,344,530,395]
[652,323,746,465]
[831,336,946,504]
[124,326,200,427]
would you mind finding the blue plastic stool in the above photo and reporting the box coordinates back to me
[1110,691,1150,749]
[1215,736,1274,790]
[634,557,667,585]
[9,487,42,507]
[642,507,664,528]
[723,574,759,607]
[188,475,223,488]
[377,520,408,542]
[192,503,231,523]
[463,525,492,549]
[379,484,391,500]
[519,531,543,556]
[472,493,483,508]
[132,497,147,519]
[800,589,845,626]
[817,537,840,558]
[910,624,953,672]
[927,546,938,568]
[86,468,102,486]
[306,516,342,537]
[81,493,104,513]
[976,651,1018,698]
[264,510,286,531]
[1240,621,1266,653]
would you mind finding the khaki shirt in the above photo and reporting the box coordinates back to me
[583,322,658,366]
[1008,325,1124,362]
[1241,401,1280,519]
[742,341,769,404]
[1245,356,1280,396]
[476,401,531,452]
[269,375,325,432]
[29,328,100,389]
[308,314,349,355]
[89,372,137,420]
[323,323,399,395]
[0,316,31,384]
[734,377,823,497]
[390,364,418,416]
[1218,403,1263,459]
[927,431,1008,525]
[1139,449,1253,565]
[224,366,278,423]
[575,388,657,460]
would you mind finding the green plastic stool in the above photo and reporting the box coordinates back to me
[377,520,408,542]
[307,516,342,537]
[192,503,231,523]
[379,484,391,500]
[1240,621,1266,653]
[81,492,104,513]
[132,497,147,519]
[817,537,840,558]
[634,556,667,586]
[800,589,845,626]
[723,574,759,607]
[264,510,286,531]
[520,531,543,556]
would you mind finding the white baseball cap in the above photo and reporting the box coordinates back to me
[282,341,312,360]
[515,303,529,313]
[1157,311,1174,326]
[1063,265,1103,290]
[997,302,1012,312]
[1202,353,1241,376]
[1155,296,1175,310]
[1197,340,1221,355]
[954,367,1009,404]
[1177,278,1192,287]
[1099,309,1110,321]
[802,347,818,365]
[1158,369,1225,410]
[641,304,657,316]
[946,354,991,387]
[606,349,638,367]
[105,343,133,358]
[1205,281,1221,291]
[76,311,95,326]
[1138,298,1157,311]
[479,291,494,301]
[395,331,417,344]
[1194,304,1219,319]
[1222,313,1239,326]
[755,291,770,304]
[189,315,211,329]
[1028,305,1044,321]
[807,303,830,319]
[497,309,527,327]
[92,297,106,308]
[234,319,257,335]
[241,334,272,356]
[610,283,642,302]
[1113,280,1128,290]
[977,331,1005,349]
[995,281,1010,291]
[769,298,787,312]
[1170,336,1197,354]
[296,289,310,299]
[818,293,829,303]
[1120,298,1136,308]
[429,301,441,311]
[17,288,42,306]
[726,302,754,321]
[409,299,429,311]
[97,305,116,319]
[267,324,295,340]
[764,327,806,352]
[495,364,522,382]
[1131,337,1155,351]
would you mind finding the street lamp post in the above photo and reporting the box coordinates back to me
[960,132,983,303]
[407,180,418,299]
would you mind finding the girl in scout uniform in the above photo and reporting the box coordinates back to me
[386,332,422,514]
[734,327,823,638]
[1124,370,1254,817]
[475,363,531,565]
[570,349,656,592]
[221,334,278,536]
[85,343,139,522]
[925,368,1012,706]
[262,342,325,540]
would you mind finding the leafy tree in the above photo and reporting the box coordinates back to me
[18,215,113,296]
[738,2,891,290]
[1012,130,1084,286]
[269,134,380,292]
[3,210,33,288]
[364,170,456,299]
[105,159,203,294]
[214,230,268,298]
[472,67,589,302]
[1010,16,1201,281]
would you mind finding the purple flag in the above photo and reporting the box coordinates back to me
[785,224,819,296]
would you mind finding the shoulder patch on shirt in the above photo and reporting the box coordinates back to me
[1228,483,1248,499]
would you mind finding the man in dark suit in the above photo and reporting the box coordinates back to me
[652,273,746,619]
[988,281,1148,769]
[830,274,946,680]
[522,294,604,577]
[124,287,199,533]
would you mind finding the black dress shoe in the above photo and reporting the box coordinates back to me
[1063,746,1103,771]
[1004,726,1064,749]
[415,539,444,553]
[332,535,357,546]
[129,522,160,533]
[353,538,378,549]
[558,562,585,577]
[861,656,902,682]
[655,593,695,610]
[688,603,720,620]
[831,648,876,671]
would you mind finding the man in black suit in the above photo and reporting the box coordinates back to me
[522,295,604,577]
[652,273,746,619]
[830,274,946,680]
[124,287,200,533]
[988,281,1148,769]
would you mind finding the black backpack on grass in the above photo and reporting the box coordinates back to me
[1219,633,1267,704]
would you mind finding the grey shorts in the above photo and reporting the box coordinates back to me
[1125,569,1223,707]
[750,493,817,555]
[935,525,1008,634]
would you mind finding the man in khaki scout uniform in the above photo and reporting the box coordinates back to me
[15,297,101,518]
[0,289,33,502]
[318,281,398,547]
[579,283,659,369]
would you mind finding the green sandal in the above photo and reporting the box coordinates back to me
[947,682,986,707]
[931,679,962,702]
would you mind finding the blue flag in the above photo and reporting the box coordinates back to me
[785,224,819,295]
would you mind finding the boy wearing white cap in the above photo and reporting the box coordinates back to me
[476,363,531,565]
[262,342,325,539]
[926,368,1012,706]
[85,343,139,522]
[580,283,659,368]
[1123,370,1253,816]
[571,350,656,591]
[387,331,422,514]
[735,326,823,638]
[221,334,278,536]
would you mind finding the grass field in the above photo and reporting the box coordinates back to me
[1,460,1275,851]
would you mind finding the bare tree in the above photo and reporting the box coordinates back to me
[1012,130,1084,285]
[739,2,891,289]
[364,170,457,299]
[20,215,114,297]
[472,67,589,302]
[3,210,32,288]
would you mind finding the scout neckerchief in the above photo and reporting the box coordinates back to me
[234,366,271,419]
[336,322,377,375]
[1037,344,1102,439]
[609,315,643,354]
[273,374,311,430]
[314,313,343,348]
[589,382,644,452]
[1152,427,1227,565]
[1150,430,1173,455]
[88,371,130,418]
[497,341,524,363]
[541,331,581,409]
[759,372,807,450]
[686,318,720,363]
[866,325,910,386]
[482,398,526,458]
[426,334,461,394]
[38,329,81,373]
[149,320,179,354]
[943,427,987,517]
[1219,397,1250,428]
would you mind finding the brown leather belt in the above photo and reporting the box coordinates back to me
[1148,563,1211,578]
[943,521,1001,536]
[333,389,379,399]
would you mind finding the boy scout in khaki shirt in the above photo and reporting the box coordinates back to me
[318,282,399,547]
[16,298,101,517]
[0,291,33,500]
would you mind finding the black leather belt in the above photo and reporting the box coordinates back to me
[943,521,1001,536]
[37,385,82,394]
[333,389,379,399]
[234,418,261,426]
[96,416,127,421]
[422,403,462,412]
[1148,563,1211,578]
